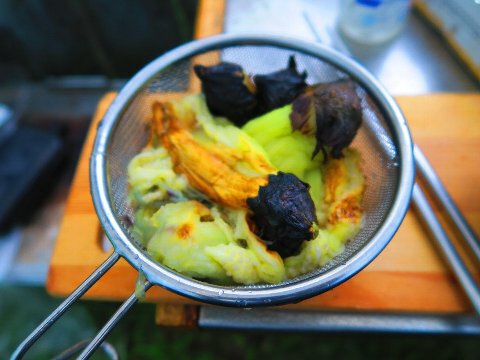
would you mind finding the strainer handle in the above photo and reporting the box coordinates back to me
[52,339,118,360]
[412,185,480,316]
[414,145,480,263]
[11,252,121,359]
[76,281,152,359]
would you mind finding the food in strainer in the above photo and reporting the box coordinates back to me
[127,59,365,285]
[193,55,307,126]
[291,80,363,160]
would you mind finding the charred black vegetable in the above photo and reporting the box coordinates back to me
[193,62,258,125]
[247,172,319,258]
[194,57,308,125]
[255,56,307,112]
[290,80,363,160]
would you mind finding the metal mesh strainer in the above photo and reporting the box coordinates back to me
[13,34,414,359]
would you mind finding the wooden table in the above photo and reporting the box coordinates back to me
[47,92,480,312]
[46,0,480,328]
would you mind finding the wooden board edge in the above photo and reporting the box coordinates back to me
[194,0,226,39]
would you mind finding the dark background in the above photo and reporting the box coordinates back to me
[0,0,198,81]
[2,286,480,359]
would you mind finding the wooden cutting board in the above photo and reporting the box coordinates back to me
[46,0,480,313]
[46,92,480,313]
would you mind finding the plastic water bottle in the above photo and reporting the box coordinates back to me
[338,0,411,44]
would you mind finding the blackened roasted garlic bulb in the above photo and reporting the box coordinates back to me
[193,62,258,125]
[290,80,363,160]
[254,56,307,113]
[247,172,319,257]
[194,57,308,126]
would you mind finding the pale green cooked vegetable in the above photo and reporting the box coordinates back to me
[242,105,326,220]
[127,147,189,206]
[242,105,323,179]
[132,206,157,244]
[205,245,262,284]
[284,149,365,278]
[284,220,361,278]
[146,201,232,282]
[206,209,285,284]
[143,201,285,284]
[127,95,365,285]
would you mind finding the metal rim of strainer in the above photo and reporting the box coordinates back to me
[90,34,414,307]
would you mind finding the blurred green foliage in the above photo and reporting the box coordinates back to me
[2,286,480,360]
[0,0,198,80]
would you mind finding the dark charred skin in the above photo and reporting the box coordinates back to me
[193,62,257,125]
[247,172,319,258]
[194,57,308,125]
[254,56,308,113]
[291,80,363,160]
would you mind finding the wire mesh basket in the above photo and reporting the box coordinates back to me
[13,34,414,359]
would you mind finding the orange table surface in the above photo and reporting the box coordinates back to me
[47,92,480,313]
